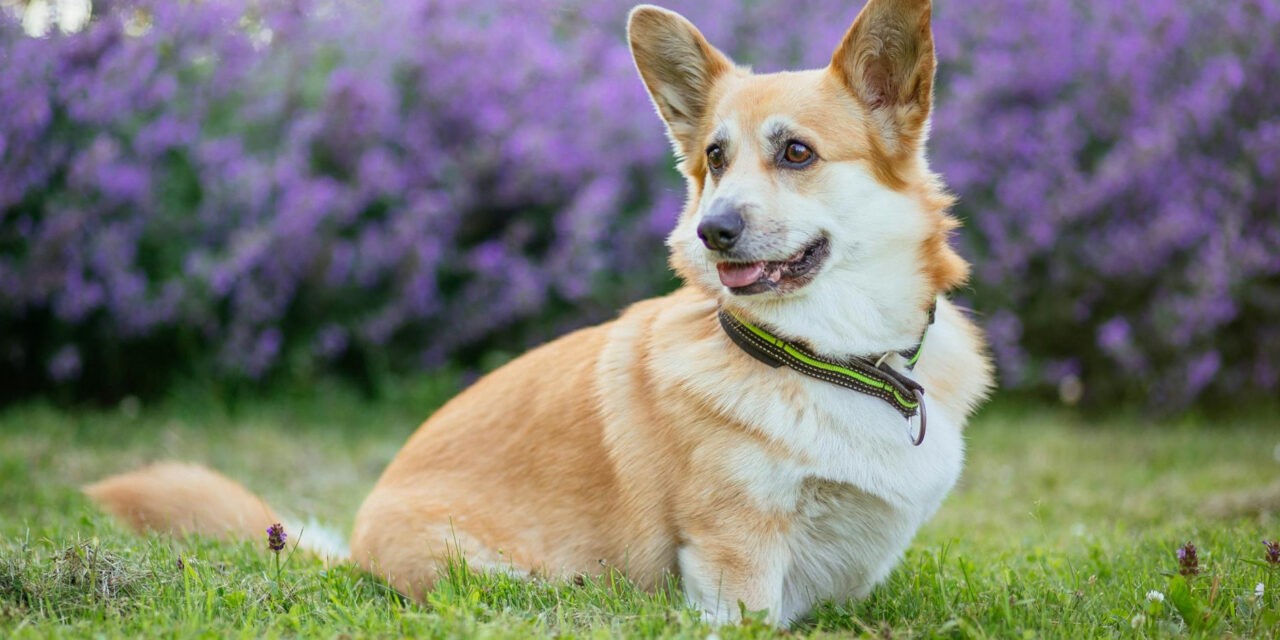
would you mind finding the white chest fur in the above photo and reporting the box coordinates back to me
[728,382,965,623]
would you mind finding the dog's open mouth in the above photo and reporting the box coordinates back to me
[716,236,830,295]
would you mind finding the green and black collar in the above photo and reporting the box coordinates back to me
[718,304,934,445]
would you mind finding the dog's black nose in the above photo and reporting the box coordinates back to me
[697,204,745,251]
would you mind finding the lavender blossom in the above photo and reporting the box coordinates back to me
[266,523,287,554]
[0,0,1276,407]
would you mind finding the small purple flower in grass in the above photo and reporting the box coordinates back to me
[1177,541,1199,576]
[266,523,287,553]
[1265,540,1280,565]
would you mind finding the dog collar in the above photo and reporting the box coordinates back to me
[717,304,933,445]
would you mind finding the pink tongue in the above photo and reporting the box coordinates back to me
[717,262,765,288]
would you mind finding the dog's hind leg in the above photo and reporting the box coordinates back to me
[349,489,525,602]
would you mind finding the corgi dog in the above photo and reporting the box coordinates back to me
[86,0,992,626]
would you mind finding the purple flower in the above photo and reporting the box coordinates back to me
[1265,540,1280,565]
[48,345,83,383]
[1177,541,1200,577]
[266,523,287,553]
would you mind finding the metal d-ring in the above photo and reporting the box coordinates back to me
[907,387,927,446]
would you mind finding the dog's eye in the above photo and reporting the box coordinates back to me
[782,141,814,166]
[706,145,726,172]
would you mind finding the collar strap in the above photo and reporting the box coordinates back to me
[717,306,933,445]
[896,303,934,370]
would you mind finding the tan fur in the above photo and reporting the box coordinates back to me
[85,0,992,625]
[831,0,935,160]
[627,7,739,164]
[349,289,830,597]
[85,462,280,538]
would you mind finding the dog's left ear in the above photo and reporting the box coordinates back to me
[829,0,936,155]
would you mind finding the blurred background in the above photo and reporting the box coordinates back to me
[1,0,1277,411]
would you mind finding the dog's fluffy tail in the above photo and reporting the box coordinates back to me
[84,462,348,561]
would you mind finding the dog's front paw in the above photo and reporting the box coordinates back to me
[680,550,785,626]
[701,600,786,627]
[696,603,738,626]
[694,599,781,627]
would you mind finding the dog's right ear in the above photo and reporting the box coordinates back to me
[628,5,734,159]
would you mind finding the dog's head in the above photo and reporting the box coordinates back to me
[628,0,968,355]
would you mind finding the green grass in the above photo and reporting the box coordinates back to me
[1,379,1278,638]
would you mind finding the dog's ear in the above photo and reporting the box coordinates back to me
[628,5,734,158]
[829,0,936,155]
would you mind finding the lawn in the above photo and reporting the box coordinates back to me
[1,378,1278,638]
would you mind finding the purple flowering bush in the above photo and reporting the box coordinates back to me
[0,0,677,398]
[936,0,1280,406]
[1,0,1276,407]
